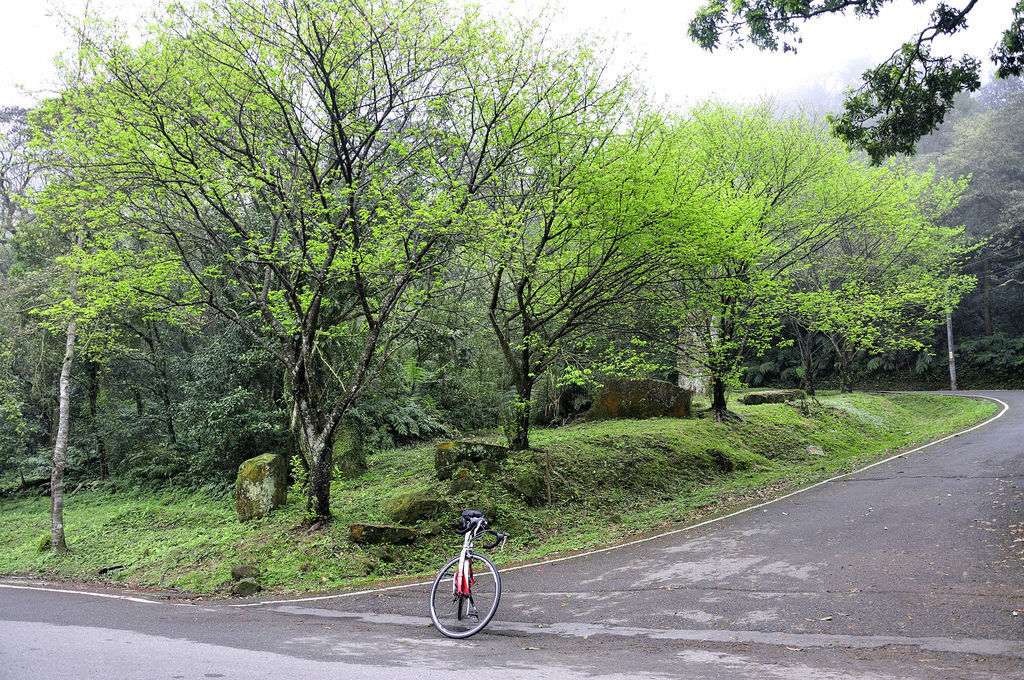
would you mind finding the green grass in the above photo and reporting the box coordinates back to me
[0,392,998,596]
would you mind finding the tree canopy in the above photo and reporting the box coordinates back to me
[689,0,1024,163]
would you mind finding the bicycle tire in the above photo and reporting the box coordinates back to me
[428,552,501,638]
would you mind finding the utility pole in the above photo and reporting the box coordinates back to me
[945,309,958,391]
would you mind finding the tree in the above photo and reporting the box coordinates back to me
[689,0,1024,163]
[785,162,971,392]
[477,51,691,450]
[664,105,891,419]
[40,0,641,520]
[938,91,1024,305]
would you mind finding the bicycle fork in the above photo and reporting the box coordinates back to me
[453,554,478,619]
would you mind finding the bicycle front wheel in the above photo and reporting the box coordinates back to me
[428,553,501,638]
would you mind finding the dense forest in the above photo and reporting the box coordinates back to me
[0,0,1020,531]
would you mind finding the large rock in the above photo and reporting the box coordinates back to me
[435,441,509,481]
[349,523,418,545]
[234,453,288,522]
[232,578,260,597]
[586,378,692,420]
[740,389,806,405]
[383,491,444,524]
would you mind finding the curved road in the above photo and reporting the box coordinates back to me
[2,391,1023,679]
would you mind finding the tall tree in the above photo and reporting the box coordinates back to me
[665,105,889,419]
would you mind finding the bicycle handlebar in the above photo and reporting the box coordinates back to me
[476,529,509,551]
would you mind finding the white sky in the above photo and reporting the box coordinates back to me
[0,0,1016,110]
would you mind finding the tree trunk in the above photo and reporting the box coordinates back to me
[506,381,533,451]
[795,326,817,397]
[306,438,333,521]
[51,318,76,555]
[676,326,710,398]
[710,376,729,421]
[838,353,853,393]
[294,394,333,523]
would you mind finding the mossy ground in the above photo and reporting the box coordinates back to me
[0,392,998,596]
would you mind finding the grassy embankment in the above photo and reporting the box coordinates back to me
[0,392,998,596]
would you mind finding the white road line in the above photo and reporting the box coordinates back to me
[0,582,196,606]
[3,394,1008,609]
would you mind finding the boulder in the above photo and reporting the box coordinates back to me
[234,454,288,522]
[740,389,806,405]
[383,491,444,524]
[506,468,546,506]
[586,378,692,421]
[231,565,260,581]
[232,578,260,597]
[349,523,417,545]
[435,441,509,481]
[807,445,825,457]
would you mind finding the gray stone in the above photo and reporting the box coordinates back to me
[383,491,443,524]
[234,454,287,522]
[349,523,418,545]
[232,578,260,597]
[807,445,825,457]
[231,565,260,581]
[435,441,509,480]
[740,389,807,405]
[586,378,692,421]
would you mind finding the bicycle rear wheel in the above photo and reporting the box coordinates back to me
[428,553,501,638]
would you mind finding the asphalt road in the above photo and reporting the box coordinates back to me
[2,391,1022,679]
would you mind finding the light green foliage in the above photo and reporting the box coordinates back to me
[787,162,974,390]
[37,0,640,516]
[664,104,877,414]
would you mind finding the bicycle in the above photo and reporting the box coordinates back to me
[428,509,509,638]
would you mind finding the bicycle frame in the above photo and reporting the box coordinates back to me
[453,523,481,598]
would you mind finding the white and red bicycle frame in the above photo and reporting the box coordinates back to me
[452,523,481,597]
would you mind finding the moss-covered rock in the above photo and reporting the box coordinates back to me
[448,468,475,494]
[232,577,260,597]
[435,441,509,480]
[707,448,735,473]
[740,389,806,405]
[234,453,287,522]
[506,467,547,506]
[383,491,444,525]
[586,378,692,420]
[349,523,418,545]
[36,532,51,553]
